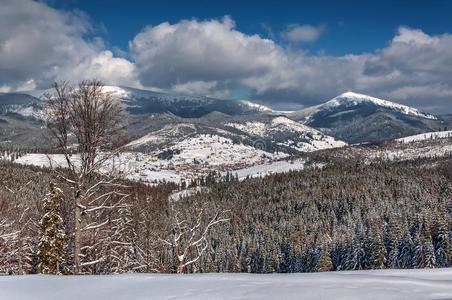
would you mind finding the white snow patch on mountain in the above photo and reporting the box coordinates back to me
[102,85,213,104]
[224,159,305,180]
[226,116,347,152]
[13,152,182,184]
[397,130,452,143]
[126,123,198,148]
[1,104,43,120]
[238,100,274,112]
[13,134,289,184]
[318,92,437,119]
[226,121,267,136]
[167,134,286,166]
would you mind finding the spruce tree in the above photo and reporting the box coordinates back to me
[38,183,66,274]
[432,217,450,267]
[316,244,333,272]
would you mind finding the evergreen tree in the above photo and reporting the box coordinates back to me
[432,217,450,267]
[38,183,66,274]
[397,234,414,268]
[414,220,436,268]
[316,244,333,272]
[384,218,400,268]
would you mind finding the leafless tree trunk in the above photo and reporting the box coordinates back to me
[160,203,230,273]
[1,182,34,275]
[43,80,127,274]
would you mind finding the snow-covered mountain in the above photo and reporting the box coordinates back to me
[0,87,449,151]
[0,85,347,154]
[293,91,444,143]
[125,115,346,160]
[0,92,42,119]
[0,86,274,120]
[305,92,437,120]
[101,86,275,117]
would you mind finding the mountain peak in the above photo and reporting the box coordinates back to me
[337,91,366,98]
[325,91,437,120]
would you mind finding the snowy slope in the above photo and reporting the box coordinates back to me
[165,134,286,166]
[102,85,208,104]
[126,123,198,149]
[13,133,288,184]
[1,268,451,300]
[397,130,452,143]
[223,159,305,180]
[1,85,272,120]
[237,99,274,112]
[226,116,347,152]
[0,93,43,119]
[293,91,442,144]
[310,92,437,120]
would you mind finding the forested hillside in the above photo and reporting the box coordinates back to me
[0,157,451,274]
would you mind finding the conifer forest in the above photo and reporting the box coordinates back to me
[1,156,450,275]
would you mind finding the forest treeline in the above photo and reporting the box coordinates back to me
[0,156,451,274]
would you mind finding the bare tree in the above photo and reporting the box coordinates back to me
[43,80,128,274]
[0,182,34,275]
[160,202,230,273]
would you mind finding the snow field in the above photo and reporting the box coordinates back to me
[0,268,451,300]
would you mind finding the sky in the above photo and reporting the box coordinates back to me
[1,0,452,113]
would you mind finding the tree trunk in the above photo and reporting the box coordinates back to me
[177,263,185,274]
[74,192,81,274]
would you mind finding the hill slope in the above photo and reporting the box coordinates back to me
[292,92,444,143]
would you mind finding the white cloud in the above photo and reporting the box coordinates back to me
[0,0,138,91]
[281,24,326,43]
[130,16,285,93]
[70,50,138,87]
[1,4,452,113]
[170,81,231,98]
[129,22,452,112]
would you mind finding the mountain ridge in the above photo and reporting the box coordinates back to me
[0,86,448,147]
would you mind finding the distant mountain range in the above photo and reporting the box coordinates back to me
[0,86,449,154]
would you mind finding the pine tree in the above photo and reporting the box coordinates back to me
[368,229,386,269]
[432,217,450,267]
[397,234,413,268]
[384,218,400,268]
[316,244,333,272]
[38,183,66,274]
[414,220,437,268]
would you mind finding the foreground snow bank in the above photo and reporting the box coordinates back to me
[1,269,451,300]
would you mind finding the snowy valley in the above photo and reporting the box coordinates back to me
[1,83,451,300]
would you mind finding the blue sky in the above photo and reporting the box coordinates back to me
[51,0,452,56]
[2,0,452,112]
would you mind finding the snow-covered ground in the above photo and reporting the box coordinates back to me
[315,92,437,120]
[167,134,285,166]
[223,159,305,180]
[397,130,452,143]
[13,151,302,184]
[13,152,183,184]
[1,269,451,300]
[377,144,452,160]
[226,116,347,152]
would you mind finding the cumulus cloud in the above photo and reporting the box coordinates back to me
[130,17,285,91]
[129,19,452,112]
[0,0,138,90]
[281,24,326,43]
[1,4,452,113]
